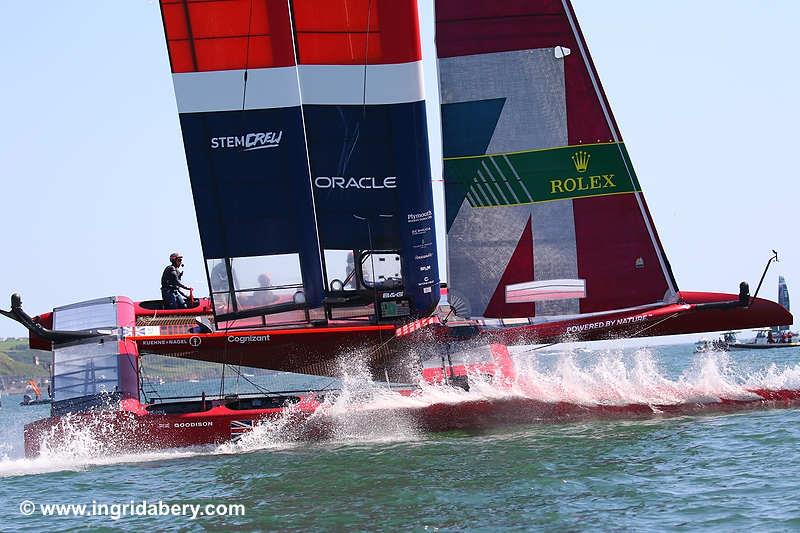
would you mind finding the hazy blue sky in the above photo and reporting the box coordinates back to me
[0,1,797,338]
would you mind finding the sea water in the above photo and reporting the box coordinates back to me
[2,343,800,531]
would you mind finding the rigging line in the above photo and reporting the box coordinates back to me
[131,351,151,404]
[226,364,274,396]
[218,315,232,398]
[240,0,255,111]
[179,0,199,71]
[337,0,373,176]
[361,0,373,115]
[353,215,382,344]
[286,0,327,287]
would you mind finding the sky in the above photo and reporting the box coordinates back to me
[0,1,797,339]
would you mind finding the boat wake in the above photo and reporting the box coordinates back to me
[3,348,800,475]
[221,348,800,453]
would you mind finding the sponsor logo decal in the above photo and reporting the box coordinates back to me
[549,175,615,195]
[444,142,637,207]
[382,291,405,299]
[411,226,431,236]
[407,210,433,222]
[227,335,271,344]
[314,176,396,190]
[565,313,652,334]
[189,336,202,348]
[571,150,590,173]
[550,149,615,195]
[211,132,283,151]
[173,421,214,428]
[142,339,188,346]
[414,253,433,261]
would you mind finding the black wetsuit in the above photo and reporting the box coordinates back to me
[161,265,189,308]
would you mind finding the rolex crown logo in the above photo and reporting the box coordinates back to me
[571,150,590,173]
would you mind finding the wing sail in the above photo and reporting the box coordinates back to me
[435,0,678,319]
[160,0,325,320]
[160,0,440,322]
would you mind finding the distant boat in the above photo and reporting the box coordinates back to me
[20,379,52,406]
[727,329,800,350]
[694,332,736,353]
[20,396,52,406]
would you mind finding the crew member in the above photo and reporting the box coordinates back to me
[249,273,279,306]
[161,252,192,309]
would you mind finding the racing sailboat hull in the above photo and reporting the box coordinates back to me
[116,291,790,376]
[19,289,791,378]
[24,382,800,457]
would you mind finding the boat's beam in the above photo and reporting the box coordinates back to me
[0,293,102,344]
[691,282,750,311]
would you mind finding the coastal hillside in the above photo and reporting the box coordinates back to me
[0,338,50,381]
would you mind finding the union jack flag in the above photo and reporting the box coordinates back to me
[229,419,254,442]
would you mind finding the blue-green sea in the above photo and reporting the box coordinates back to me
[3,342,800,531]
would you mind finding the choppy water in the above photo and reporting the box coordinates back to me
[2,342,800,531]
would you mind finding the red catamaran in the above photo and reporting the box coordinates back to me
[5,0,793,456]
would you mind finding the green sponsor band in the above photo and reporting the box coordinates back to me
[443,142,641,207]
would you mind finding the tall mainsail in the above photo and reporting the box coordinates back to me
[160,0,439,322]
[160,0,324,320]
[776,276,791,332]
[435,0,678,319]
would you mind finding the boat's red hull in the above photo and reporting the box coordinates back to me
[24,388,800,457]
[23,397,324,457]
[122,291,792,377]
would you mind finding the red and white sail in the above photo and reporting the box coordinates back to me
[435,0,678,320]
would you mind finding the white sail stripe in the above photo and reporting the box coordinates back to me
[502,155,534,202]
[173,61,425,113]
[474,181,494,206]
[471,300,678,325]
[173,67,300,113]
[506,278,586,303]
[480,162,510,204]
[561,0,676,300]
[489,157,520,204]
[476,169,502,205]
[466,191,481,207]
[472,181,493,206]
[299,62,424,105]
